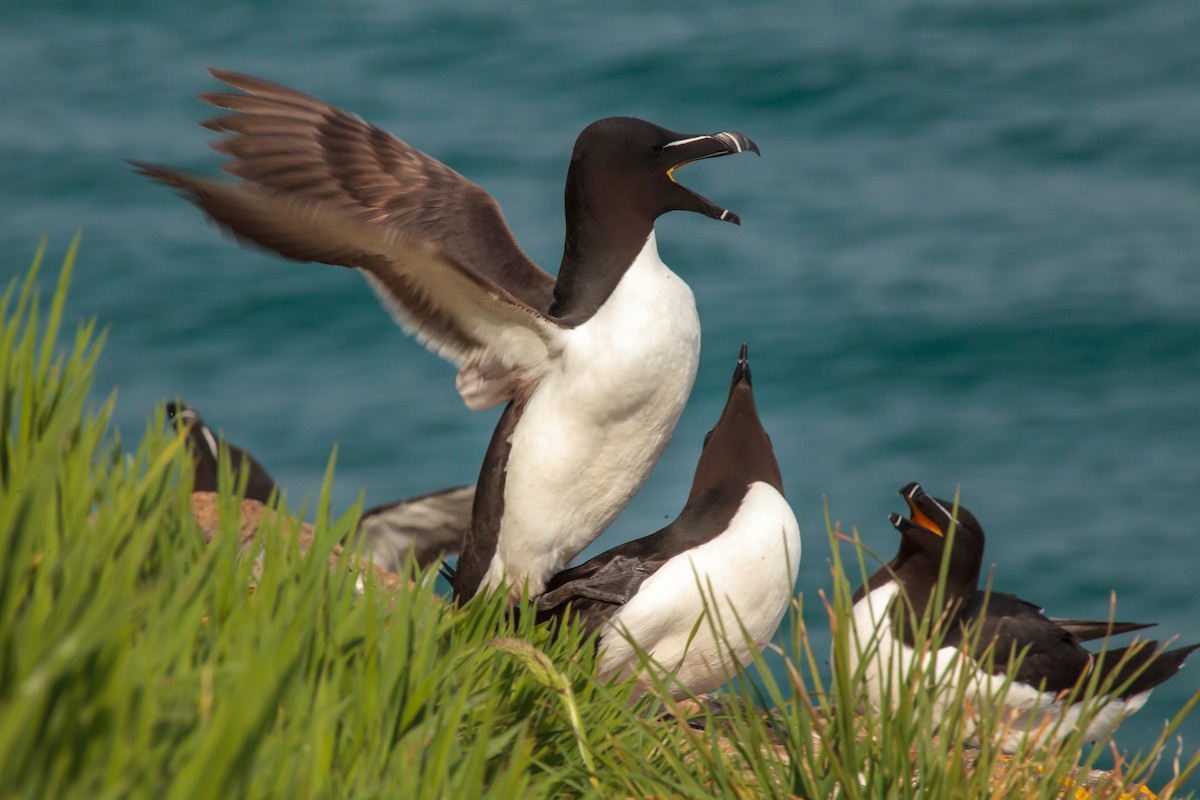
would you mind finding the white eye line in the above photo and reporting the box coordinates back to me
[662,135,711,149]
[927,495,958,527]
[200,425,219,461]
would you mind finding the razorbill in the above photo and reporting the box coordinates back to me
[166,401,277,502]
[849,481,1198,752]
[166,400,473,571]
[537,345,800,699]
[133,69,760,603]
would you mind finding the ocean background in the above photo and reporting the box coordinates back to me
[4,0,1199,785]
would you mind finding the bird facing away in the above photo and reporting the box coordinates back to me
[133,69,761,604]
[166,401,277,502]
[849,482,1197,752]
[538,345,800,700]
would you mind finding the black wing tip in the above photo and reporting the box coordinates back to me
[1172,642,1200,661]
[1105,640,1200,699]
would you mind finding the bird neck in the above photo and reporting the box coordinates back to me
[550,198,656,325]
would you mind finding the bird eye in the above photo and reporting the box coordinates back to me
[652,144,664,156]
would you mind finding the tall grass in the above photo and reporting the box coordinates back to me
[2,242,1196,798]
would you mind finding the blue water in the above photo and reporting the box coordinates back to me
[5,0,1200,786]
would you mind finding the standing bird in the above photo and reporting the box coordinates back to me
[166,401,277,502]
[133,69,760,603]
[849,482,1198,752]
[538,345,800,699]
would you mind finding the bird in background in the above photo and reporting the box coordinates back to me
[165,400,473,572]
[166,401,277,502]
[849,481,1198,752]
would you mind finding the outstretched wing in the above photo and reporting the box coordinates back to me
[350,484,475,572]
[137,68,563,408]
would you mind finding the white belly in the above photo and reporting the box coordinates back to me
[481,231,701,598]
[847,583,1147,752]
[597,482,801,699]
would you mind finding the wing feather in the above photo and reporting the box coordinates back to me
[136,68,565,407]
[132,163,559,407]
[199,68,556,314]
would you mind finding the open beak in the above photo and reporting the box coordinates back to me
[891,482,949,537]
[663,131,760,224]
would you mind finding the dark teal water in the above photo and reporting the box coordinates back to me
[5,0,1200,783]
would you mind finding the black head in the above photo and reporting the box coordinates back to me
[165,401,201,429]
[551,118,759,323]
[565,117,759,228]
[165,401,216,460]
[887,482,986,593]
[685,344,784,505]
[163,400,277,501]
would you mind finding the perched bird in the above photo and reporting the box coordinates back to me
[537,345,800,699]
[133,69,760,604]
[165,401,473,571]
[166,401,277,502]
[849,481,1198,752]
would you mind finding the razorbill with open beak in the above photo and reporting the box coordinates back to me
[537,345,800,699]
[849,481,1198,752]
[133,69,760,603]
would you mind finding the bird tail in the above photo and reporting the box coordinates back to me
[1094,641,1200,700]
[1051,618,1156,642]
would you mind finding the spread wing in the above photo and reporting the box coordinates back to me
[350,484,475,572]
[136,68,562,409]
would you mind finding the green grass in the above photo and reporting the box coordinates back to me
[3,241,1197,798]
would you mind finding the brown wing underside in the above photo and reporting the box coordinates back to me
[133,70,576,408]
[133,162,559,408]
[200,68,557,315]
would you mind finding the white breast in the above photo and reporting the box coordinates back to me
[596,482,801,699]
[480,230,701,599]
[847,583,1150,752]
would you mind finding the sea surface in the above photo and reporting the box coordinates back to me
[4,0,1199,784]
